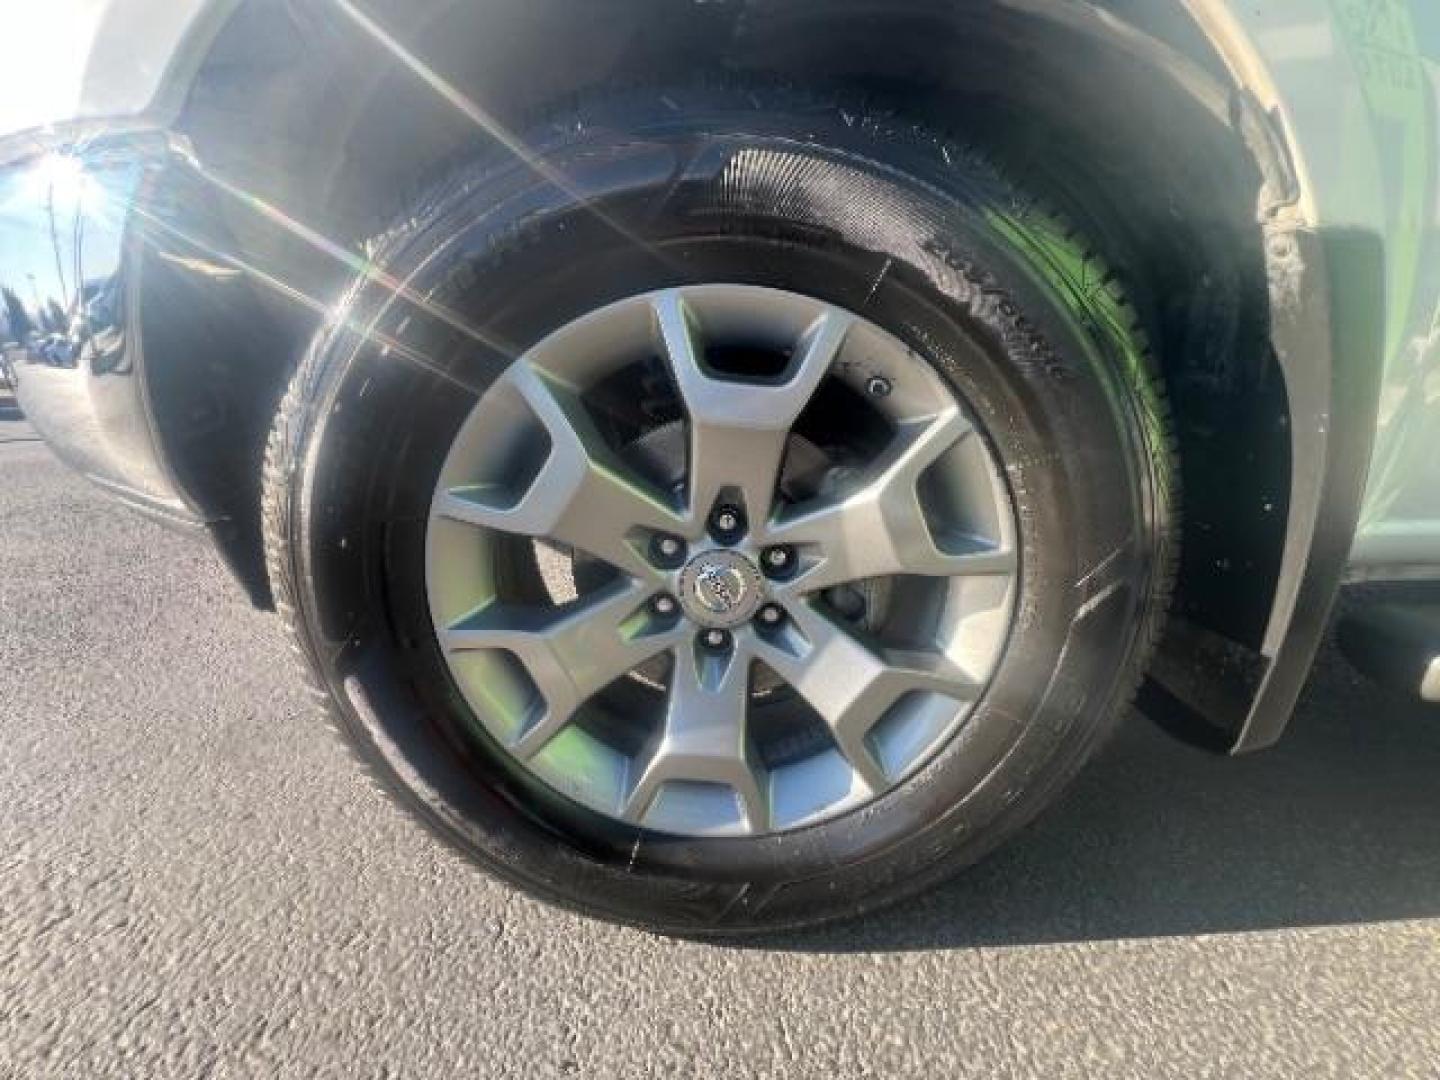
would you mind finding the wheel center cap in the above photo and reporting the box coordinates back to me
[678,550,764,628]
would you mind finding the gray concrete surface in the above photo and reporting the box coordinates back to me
[3,421,1440,1079]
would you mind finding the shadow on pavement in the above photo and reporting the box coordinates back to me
[752,640,1440,952]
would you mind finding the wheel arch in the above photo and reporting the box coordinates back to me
[139,0,1383,751]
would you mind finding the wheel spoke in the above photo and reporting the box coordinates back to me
[623,640,768,832]
[441,580,678,757]
[765,409,1015,594]
[435,361,683,582]
[753,603,980,791]
[653,290,851,528]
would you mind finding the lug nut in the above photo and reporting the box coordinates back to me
[701,628,731,651]
[756,604,784,627]
[762,546,794,576]
[650,533,685,568]
[652,594,678,617]
[710,504,745,542]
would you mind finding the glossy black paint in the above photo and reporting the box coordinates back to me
[135,160,295,606]
[1,139,200,527]
[0,138,288,603]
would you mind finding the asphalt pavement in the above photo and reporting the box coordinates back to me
[3,410,1440,1078]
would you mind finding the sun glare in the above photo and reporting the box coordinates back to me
[25,153,102,215]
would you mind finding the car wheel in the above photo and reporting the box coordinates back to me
[262,85,1176,934]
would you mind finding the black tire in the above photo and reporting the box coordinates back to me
[263,84,1176,934]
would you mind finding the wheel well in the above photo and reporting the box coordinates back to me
[157,0,1290,659]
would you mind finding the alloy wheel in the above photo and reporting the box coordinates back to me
[427,285,1018,837]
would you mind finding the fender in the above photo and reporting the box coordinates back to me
[1159,0,1423,751]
